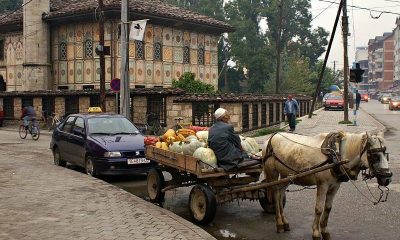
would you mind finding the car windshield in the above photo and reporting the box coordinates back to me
[391,96,400,101]
[88,117,140,135]
[328,95,343,100]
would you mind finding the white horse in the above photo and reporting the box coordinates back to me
[263,132,392,240]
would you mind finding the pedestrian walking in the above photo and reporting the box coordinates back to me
[284,95,299,132]
[355,90,361,110]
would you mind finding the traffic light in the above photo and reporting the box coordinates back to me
[350,62,365,83]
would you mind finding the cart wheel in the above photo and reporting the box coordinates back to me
[189,185,216,225]
[259,190,286,214]
[147,168,165,203]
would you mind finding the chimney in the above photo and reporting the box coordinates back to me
[23,0,51,91]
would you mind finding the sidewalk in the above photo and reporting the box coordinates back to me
[0,131,214,240]
[255,107,386,146]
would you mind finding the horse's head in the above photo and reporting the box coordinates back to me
[361,132,392,186]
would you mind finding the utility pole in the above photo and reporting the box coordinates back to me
[120,0,130,118]
[99,0,106,112]
[224,43,228,92]
[308,0,343,118]
[342,0,350,122]
[275,0,283,94]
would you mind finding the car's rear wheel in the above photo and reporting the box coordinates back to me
[53,147,67,167]
[85,156,98,177]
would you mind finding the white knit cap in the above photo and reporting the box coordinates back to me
[214,108,227,120]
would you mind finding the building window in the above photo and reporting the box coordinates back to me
[275,103,281,122]
[147,96,166,127]
[90,95,100,107]
[135,40,144,59]
[83,85,95,90]
[192,103,219,127]
[269,103,274,124]
[198,47,204,65]
[252,104,259,129]
[0,39,4,61]
[65,96,79,115]
[84,39,93,59]
[42,97,55,119]
[183,46,190,64]
[60,42,67,60]
[242,103,249,130]
[21,97,33,108]
[154,42,162,61]
[3,97,13,119]
[261,104,267,127]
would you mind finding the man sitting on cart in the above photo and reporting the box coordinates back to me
[208,108,252,171]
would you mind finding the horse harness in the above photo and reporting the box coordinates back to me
[360,136,392,180]
[265,132,354,182]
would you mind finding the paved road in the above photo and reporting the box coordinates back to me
[111,101,400,240]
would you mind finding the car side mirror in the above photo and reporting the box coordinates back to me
[73,128,86,138]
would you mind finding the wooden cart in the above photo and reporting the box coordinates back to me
[146,145,346,224]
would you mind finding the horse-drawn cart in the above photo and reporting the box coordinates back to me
[145,145,347,224]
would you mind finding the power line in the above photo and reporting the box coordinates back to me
[0,0,34,22]
[312,0,338,21]
[317,0,400,16]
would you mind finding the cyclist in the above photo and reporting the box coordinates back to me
[21,105,37,131]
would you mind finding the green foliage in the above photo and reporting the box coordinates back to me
[172,72,215,93]
[339,120,352,125]
[0,0,22,13]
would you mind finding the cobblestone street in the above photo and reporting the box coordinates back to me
[0,131,214,240]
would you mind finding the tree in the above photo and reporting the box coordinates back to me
[0,0,22,13]
[264,0,329,66]
[225,0,274,93]
[172,72,215,93]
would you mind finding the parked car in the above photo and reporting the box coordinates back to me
[358,90,369,102]
[389,96,400,111]
[324,94,344,110]
[380,94,392,104]
[0,110,3,127]
[50,113,156,177]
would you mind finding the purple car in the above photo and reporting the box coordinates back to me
[50,113,156,177]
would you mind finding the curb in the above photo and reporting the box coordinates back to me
[359,108,387,134]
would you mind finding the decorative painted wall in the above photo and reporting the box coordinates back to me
[0,32,24,91]
[51,21,220,90]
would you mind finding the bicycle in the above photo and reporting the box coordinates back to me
[172,117,192,131]
[145,113,164,136]
[46,112,62,131]
[19,119,40,140]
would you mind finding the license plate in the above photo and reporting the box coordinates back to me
[127,158,150,164]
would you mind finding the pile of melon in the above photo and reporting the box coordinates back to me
[144,127,261,169]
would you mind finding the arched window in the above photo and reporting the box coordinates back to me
[84,39,93,59]
[197,47,204,65]
[154,42,162,61]
[135,40,144,59]
[183,46,190,64]
[59,42,67,60]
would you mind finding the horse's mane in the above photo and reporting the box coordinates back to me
[342,132,364,158]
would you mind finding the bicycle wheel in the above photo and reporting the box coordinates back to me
[31,126,40,140]
[19,125,27,139]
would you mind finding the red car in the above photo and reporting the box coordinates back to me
[359,91,369,102]
[389,96,400,111]
[324,94,344,110]
[0,110,3,127]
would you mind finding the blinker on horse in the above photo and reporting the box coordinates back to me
[263,132,392,240]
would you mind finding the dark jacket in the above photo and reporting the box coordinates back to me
[208,121,244,171]
[356,92,361,104]
[21,106,36,118]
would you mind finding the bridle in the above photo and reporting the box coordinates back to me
[360,136,392,180]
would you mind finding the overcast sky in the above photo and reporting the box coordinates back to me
[310,0,400,68]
